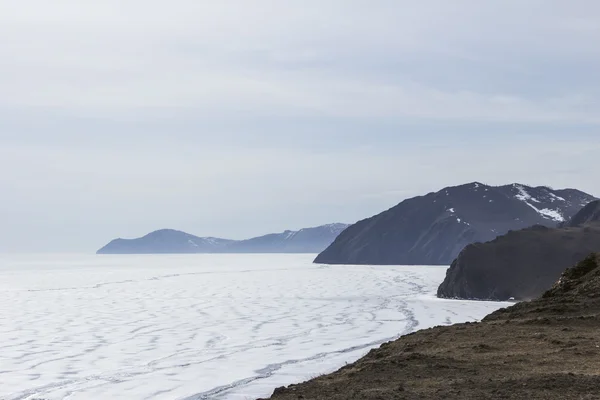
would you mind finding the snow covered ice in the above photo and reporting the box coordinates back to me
[0,254,509,399]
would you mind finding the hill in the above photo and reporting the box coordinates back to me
[437,200,600,300]
[97,224,349,254]
[314,182,596,265]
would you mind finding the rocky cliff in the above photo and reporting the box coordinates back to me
[437,200,600,300]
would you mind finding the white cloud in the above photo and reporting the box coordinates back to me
[1,1,599,121]
[0,0,599,251]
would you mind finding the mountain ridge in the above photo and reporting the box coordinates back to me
[314,182,597,266]
[97,223,349,254]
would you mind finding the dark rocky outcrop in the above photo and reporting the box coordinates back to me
[263,254,600,400]
[437,201,600,301]
[97,224,348,254]
[315,182,596,265]
[563,199,600,228]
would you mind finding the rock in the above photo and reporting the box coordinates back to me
[437,203,600,301]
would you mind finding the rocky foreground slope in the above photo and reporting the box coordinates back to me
[437,200,600,301]
[315,182,596,265]
[263,254,600,400]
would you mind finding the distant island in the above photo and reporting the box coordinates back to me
[97,223,349,254]
[315,182,597,266]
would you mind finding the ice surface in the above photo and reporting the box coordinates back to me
[0,254,510,400]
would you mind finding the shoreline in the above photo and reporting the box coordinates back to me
[261,255,600,400]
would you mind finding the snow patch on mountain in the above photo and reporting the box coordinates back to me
[513,185,565,222]
[537,208,565,222]
[200,237,225,246]
[514,185,541,203]
[521,201,565,222]
[549,192,566,202]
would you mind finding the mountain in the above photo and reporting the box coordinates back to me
[225,223,349,253]
[96,229,234,254]
[97,223,349,254]
[437,201,600,300]
[263,254,600,400]
[314,182,596,266]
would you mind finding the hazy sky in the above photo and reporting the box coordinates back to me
[1,1,599,252]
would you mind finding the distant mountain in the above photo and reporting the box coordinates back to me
[437,200,600,301]
[226,223,350,253]
[96,229,234,254]
[97,223,349,255]
[314,182,597,266]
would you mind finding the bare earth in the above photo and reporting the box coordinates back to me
[262,254,600,400]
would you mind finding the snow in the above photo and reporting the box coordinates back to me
[548,192,566,202]
[447,208,455,213]
[283,230,296,240]
[514,185,540,203]
[200,237,224,246]
[0,254,510,400]
[514,185,564,222]
[188,239,199,247]
[537,208,565,222]
[521,201,565,222]
[456,217,461,223]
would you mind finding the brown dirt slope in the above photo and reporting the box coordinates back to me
[263,254,600,400]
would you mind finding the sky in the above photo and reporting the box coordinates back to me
[1,0,599,252]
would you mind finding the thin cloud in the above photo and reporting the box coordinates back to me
[0,1,599,251]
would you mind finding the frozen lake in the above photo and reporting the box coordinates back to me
[0,254,509,399]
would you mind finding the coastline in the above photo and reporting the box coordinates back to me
[261,255,600,400]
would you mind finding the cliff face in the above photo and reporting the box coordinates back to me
[437,202,600,301]
[315,183,596,266]
[263,254,600,400]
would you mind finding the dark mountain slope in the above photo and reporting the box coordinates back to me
[264,254,600,400]
[564,200,600,227]
[437,201,600,301]
[315,182,596,265]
